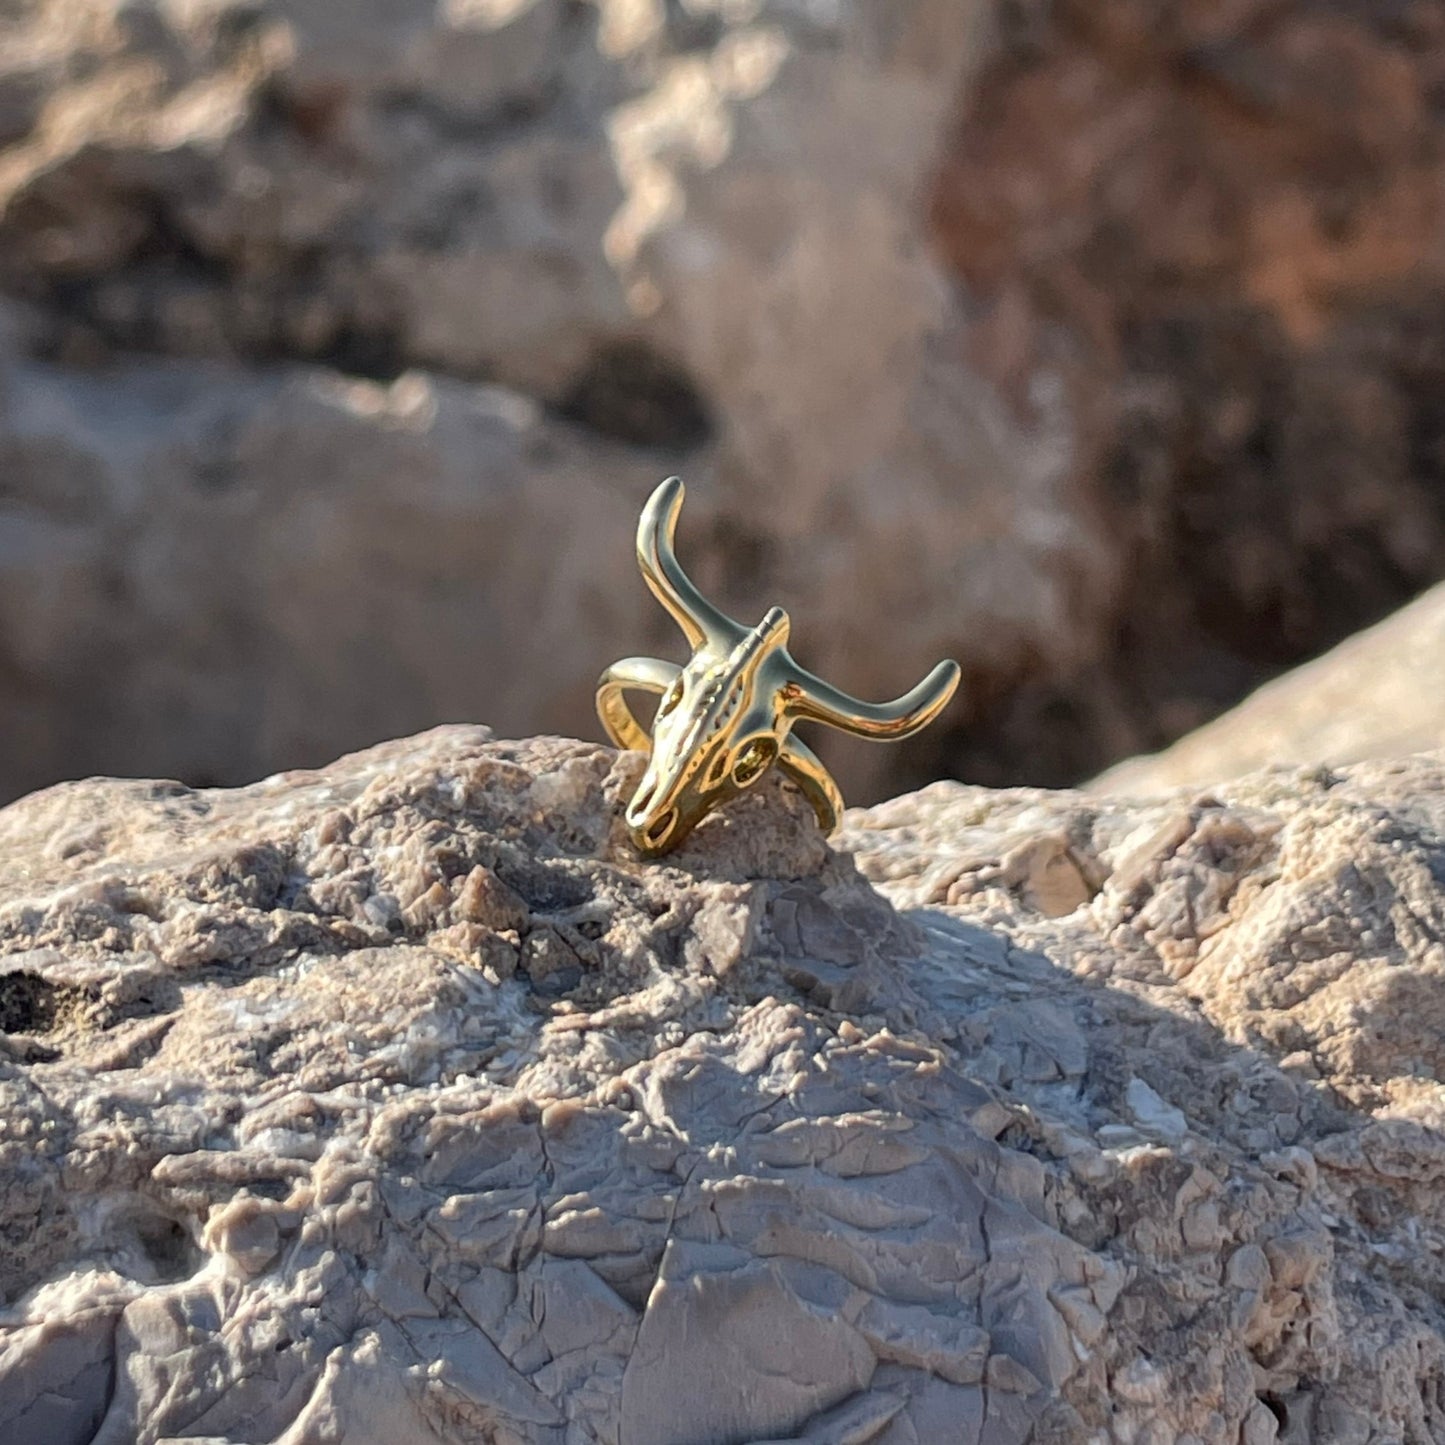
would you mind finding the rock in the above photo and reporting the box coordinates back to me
[840,754,1445,1440]
[4,0,1443,809]
[2,727,1445,1440]
[929,0,1445,785]
[0,339,663,801]
[1092,580,1445,795]
[0,0,1048,812]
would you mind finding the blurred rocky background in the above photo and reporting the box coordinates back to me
[1,0,1444,808]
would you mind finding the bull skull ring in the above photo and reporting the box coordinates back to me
[597,477,961,855]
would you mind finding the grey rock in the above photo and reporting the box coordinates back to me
[4,729,1445,1441]
[841,752,1445,1441]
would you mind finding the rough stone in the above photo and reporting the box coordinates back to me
[841,753,1445,1441]
[2,727,1445,1440]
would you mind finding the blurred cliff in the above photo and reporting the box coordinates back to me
[0,0,1443,806]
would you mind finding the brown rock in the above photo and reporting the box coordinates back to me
[929,0,1445,784]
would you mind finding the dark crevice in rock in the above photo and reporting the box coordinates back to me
[0,134,408,378]
[0,972,90,1035]
[555,340,714,451]
[28,267,409,383]
[370,85,561,149]
[103,1201,206,1285]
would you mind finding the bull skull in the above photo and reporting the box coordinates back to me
[597,477,961,855]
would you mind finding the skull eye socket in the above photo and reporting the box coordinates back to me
[731,738,777,788]
[656,679,684,719]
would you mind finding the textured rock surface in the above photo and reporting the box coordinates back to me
[3,0,1444,807]
[4,727,1445,1442]
[1094,579,1445,795]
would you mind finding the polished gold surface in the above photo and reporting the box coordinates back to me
[597,477,962,855]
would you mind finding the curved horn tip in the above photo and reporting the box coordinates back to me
[648,475,685,513]
[926,659,962,705]
[639,478,686,547]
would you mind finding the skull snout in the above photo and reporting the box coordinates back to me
[626,770,680,851]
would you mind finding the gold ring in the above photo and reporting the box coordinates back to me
[597,477,960,856]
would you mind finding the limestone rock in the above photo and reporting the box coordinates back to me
[3,726,1445,1441]
[6,0,1445,810]
[1092,580,1445,795]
